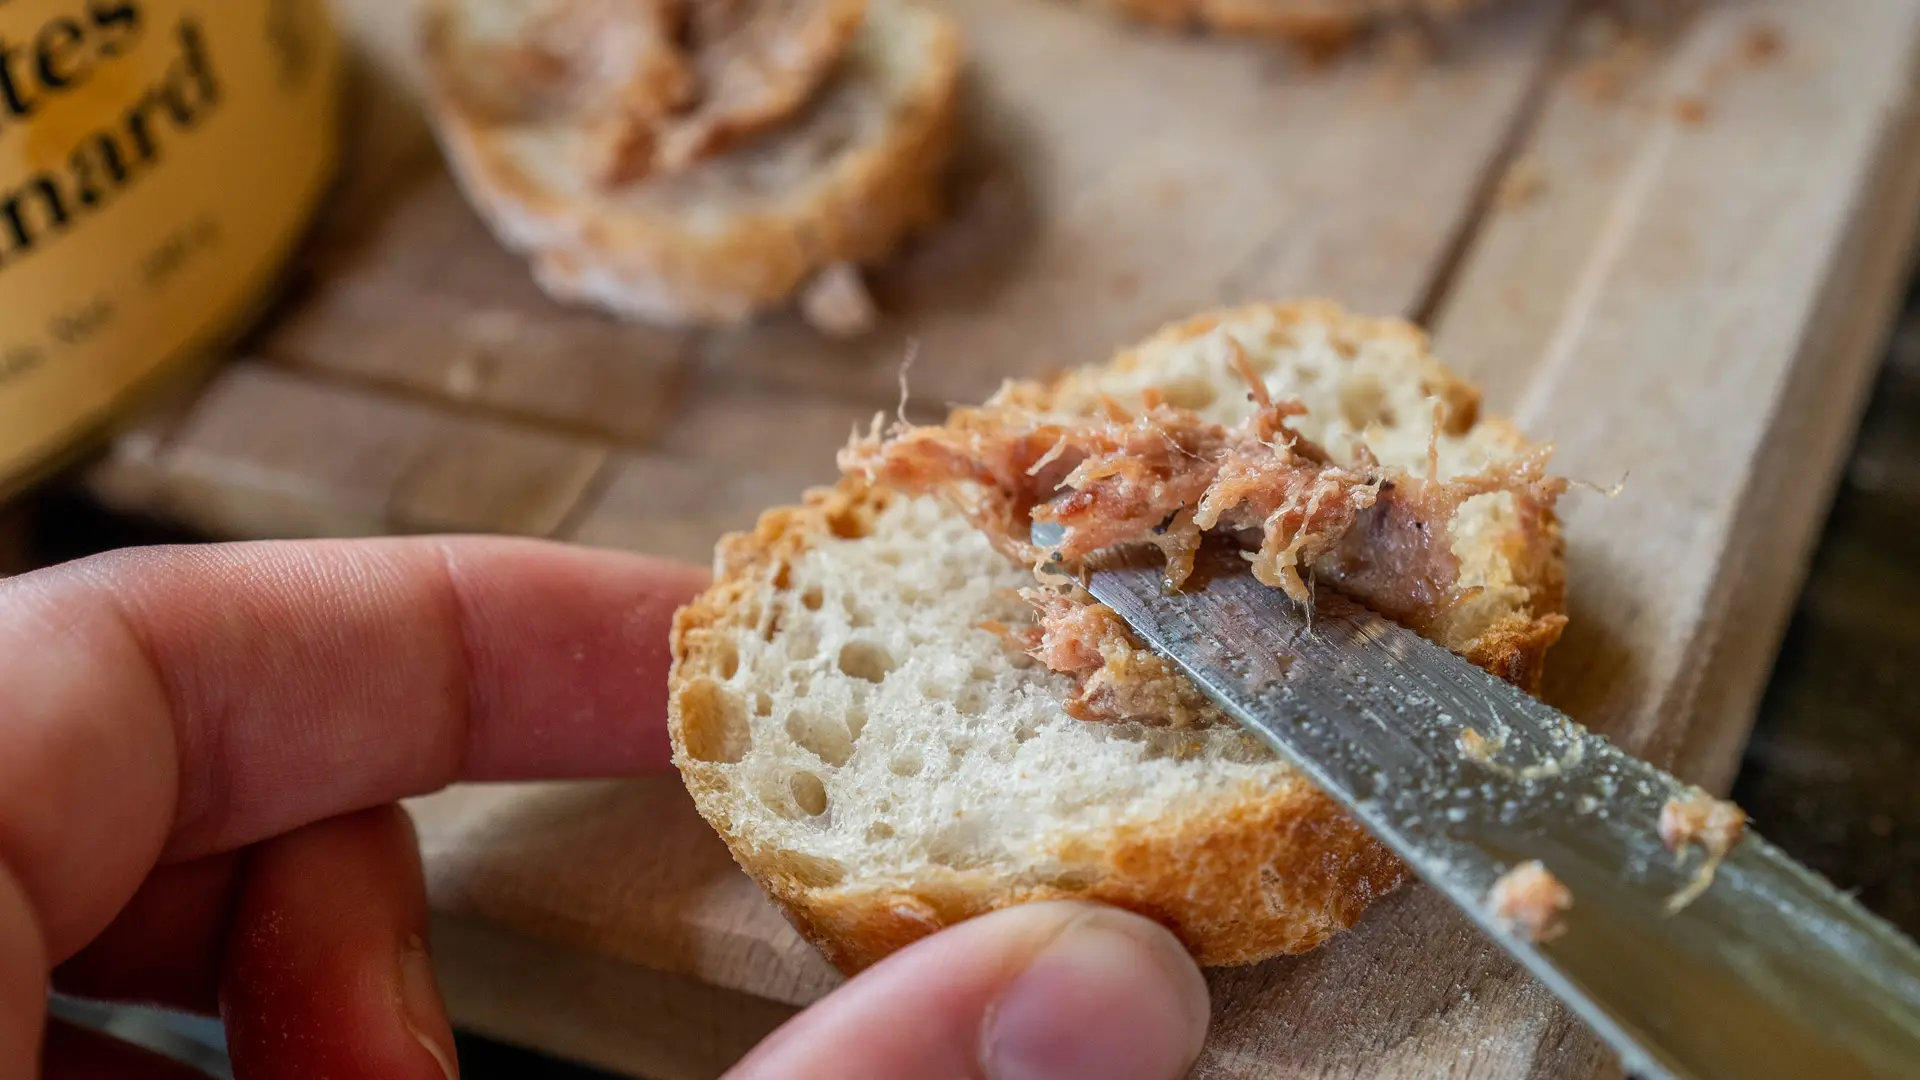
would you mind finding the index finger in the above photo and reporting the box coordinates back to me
[0,536,707,961]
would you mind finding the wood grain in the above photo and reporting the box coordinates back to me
[1194,6,1920,1077]
[81,0,1920,1077]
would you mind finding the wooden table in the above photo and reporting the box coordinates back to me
[64,0,1920,1077]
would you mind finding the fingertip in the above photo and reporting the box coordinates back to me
[730,901,1210,1080]
[980,905,1209,1080]
[222,805,455,1080]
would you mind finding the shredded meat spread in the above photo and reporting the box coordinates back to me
[452,0,864,185]
[1486,860,1572,942]
[1658,790,1747,912]
[840,366,1564,715]
[1018,589,1223,727]
[841,386,1389,603]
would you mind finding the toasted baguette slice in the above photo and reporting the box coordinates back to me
[671,301,1565,973]
[422,0,960,326]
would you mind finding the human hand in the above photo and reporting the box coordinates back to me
[2,537,1209,1079]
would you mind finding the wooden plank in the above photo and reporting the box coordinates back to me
[410,780,841,1008]
[686,0,1574,410]
[1435,0,1920,773]
[429,914,796,1080]
[266,183,693,445]
[570,454,841,565]
[1192,4,1920,1078]
[90,366,607,538]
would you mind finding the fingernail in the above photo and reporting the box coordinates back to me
[982,908,1210,1080]
[399,935,459,1080]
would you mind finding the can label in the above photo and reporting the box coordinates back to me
[0,0,339,494]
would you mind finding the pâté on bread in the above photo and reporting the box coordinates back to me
[669,301,1569,972]
[418,0,962,333]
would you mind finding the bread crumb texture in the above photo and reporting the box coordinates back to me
[671,301,1567,972]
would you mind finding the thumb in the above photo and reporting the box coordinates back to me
[730,901,1210,1080]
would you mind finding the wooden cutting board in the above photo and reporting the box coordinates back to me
[83,1,1920,1078]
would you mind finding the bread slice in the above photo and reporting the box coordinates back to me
[421,0,960,326]
[670,301,1566,973]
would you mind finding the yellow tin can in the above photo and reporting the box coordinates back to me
[0,1,341,499]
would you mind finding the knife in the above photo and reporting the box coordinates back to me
[1031,523,1920,1080]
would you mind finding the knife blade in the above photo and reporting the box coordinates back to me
[1033,524,1920,1080]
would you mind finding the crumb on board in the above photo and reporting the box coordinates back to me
[1494,155,1545,211]
[800,262,878,338]
[1659,789,1747,913]
[1570,21,1649,104]
[1487,860,1572,942]
[1742,22,1784,64]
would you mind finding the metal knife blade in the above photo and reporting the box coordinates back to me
[1035,526,1920,1080]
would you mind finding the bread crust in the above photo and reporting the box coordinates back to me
[671,300,1563,973]
[420,0,962,326]
[672,477,1408,972]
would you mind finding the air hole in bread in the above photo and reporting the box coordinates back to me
[715,639,740,680]
[825,506,870,539]
[773,563,793,591]
[786,625,819,661]
[838,641,896,683]
[786,709,855,766]
[866,822,895,841]
[888,749,924,777]
[753,692,773,717]
[846,705,869,741]
[954,686,988,717]
[1338,373,1395,429]
[678,679,751,763]
[845,595,873,627]
[801,586,824,611]
[875,549,903,567]
[791,771,830,816]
